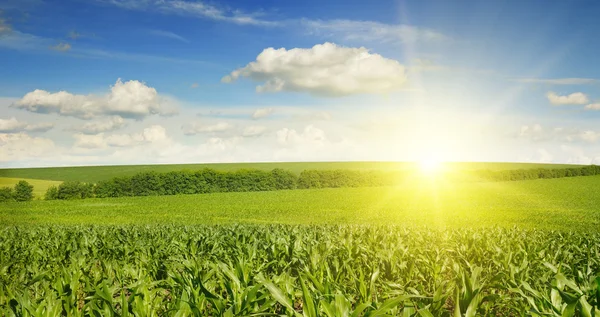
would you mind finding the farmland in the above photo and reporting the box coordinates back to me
[1,175,600,230]
[1,225,599,316]
[1,163,599,315]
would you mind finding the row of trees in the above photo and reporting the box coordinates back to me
[473,165,600,182]
[0,181,34,202]
[4,165,600,202]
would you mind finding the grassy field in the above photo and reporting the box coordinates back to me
[0,177,62,199]
[0,161,581,183]
[2,175,599,231]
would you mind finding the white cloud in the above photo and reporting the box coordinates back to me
[73,133,107,149]
[182,122,233,135]
[516,78,599,85]
[302,19,446,44]
[579,131,600,143]
[242,125,267,137]
[0,117,26,132]
[223,42,408,97]
[49,42,71,52]
[0,117,54,133]
[294,111,332,121]
[519,124,600,144]
[0,17,11,35]
[276,125,327,147]
[24,122,55,132]
[546,91,589,105]
[252,107,274,119]
[102,0,277,26]
[12,79,176,119]
[584,103,600,110]
[0,132,57,162]
[148,29,190,43]
[69,116,127,134]
[73,125,170,149]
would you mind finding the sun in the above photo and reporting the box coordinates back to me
[418,157,444,174]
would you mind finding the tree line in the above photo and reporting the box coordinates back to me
[2,165,600,202]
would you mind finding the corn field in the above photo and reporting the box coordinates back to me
[1,225,598,316]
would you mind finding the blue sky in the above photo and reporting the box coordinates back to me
[2,0,600,167]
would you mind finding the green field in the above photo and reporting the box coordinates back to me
[1,163,599,315]
[0,161,581,182]
[2,175,599,231]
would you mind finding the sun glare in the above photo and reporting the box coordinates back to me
[419,157,444,174]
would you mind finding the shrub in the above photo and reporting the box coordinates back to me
[0,187,13,202]
[271,168,298,190]
[45,185,59,200]
[57,181,94,200]
[13,181,34,202]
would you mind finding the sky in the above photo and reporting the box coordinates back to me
[2,0,600,167]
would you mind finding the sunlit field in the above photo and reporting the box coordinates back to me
[1,175,599,231]
[2,163,600,315]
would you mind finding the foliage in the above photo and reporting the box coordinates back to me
[57,181,95,200]
[0,162,581,183]
[44,185,59,200]
[0,178,63,199]
[0,225,598,316]
[0,186,13,202]
[12,180,33,202]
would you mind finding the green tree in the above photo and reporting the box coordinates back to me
[45,185,59,200]
[0,187,13,202]
[13,181,34,202]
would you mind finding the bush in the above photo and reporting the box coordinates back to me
[0,187,13,202]
[57,181,94,200]
[45,185,59,200]
[13,181,34,202]
[271,168,298,190]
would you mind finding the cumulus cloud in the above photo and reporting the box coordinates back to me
[69,116,127,134]
[222,42,408,97]
[12,79,175,119]
[303,19,446,44]
[242,125,267,137]
[0,117,54,133]
[73,125,170,149]
[546,91,589,105]
[584,103,600,110]
[182,122,233,135]
[252,107,274,119]
[0,132,56,162]
[49,42,71,52]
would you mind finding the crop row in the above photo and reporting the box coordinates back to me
[1,225,598,316]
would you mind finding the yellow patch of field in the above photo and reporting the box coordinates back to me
[0,178,63,199]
